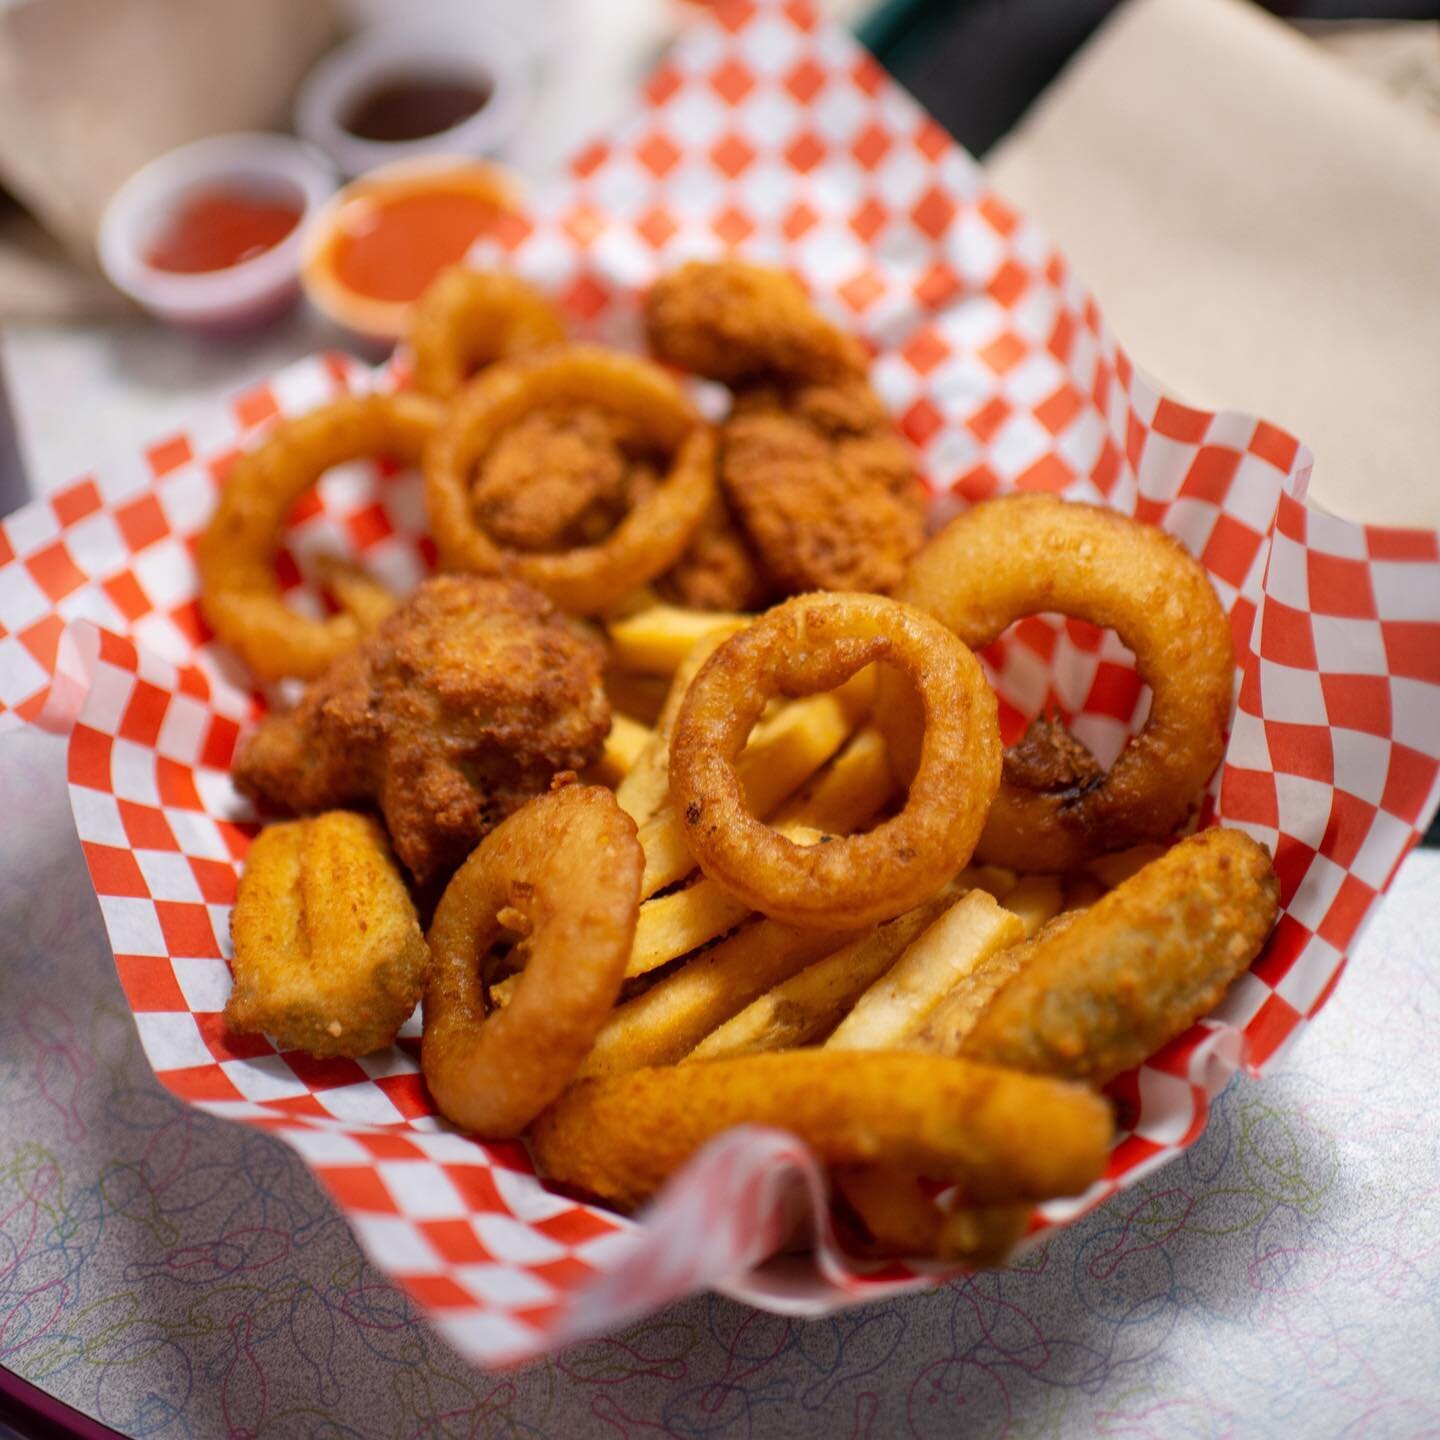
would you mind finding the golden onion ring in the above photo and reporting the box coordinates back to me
[669,592,1001,929]
[198,391,442,682]
[408,267,567,400]
[886,493,1235,870]
[424,345,716,615]
[422,783,643,1138]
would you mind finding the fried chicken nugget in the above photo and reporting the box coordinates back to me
[224,812,427,1058]
[645,258,868,386]
[962,828,1280,1083]
[530,1051,1113,1212]
[720,380,927,595]
[232,575,610,884]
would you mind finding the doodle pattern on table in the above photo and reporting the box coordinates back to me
[2,733,1438,1437]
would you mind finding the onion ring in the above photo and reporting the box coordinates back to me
[422,783,643,1137]
[884,493,1234,870]
[424,345,716,615]
[669,592,1001,929]
[408,267,567,400]
[198,391,442,682]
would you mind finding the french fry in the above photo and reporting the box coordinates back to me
[910,911,1082,1057]
[959,865,1020,903]
[628,728,896,977]
[1086,843,1168,889]
[638,666,875,899]
[1002,873,1063,937]
[607,604,751,674]
[629,825,823,979]
[578,919,857,1076]
[832,1166,1030,1266]
[825,890,1025,1051]
[685,889,956,1060]
[589,713,653,786]
[312,555,398,632]
[617,631,731,823]
[770,724,896,834]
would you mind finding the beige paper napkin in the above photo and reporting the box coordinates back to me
[0,0,337,316]
[987,0,1440,529]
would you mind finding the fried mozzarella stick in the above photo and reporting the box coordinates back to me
[962,828,1280,1084]
[531,1052,1113,1212]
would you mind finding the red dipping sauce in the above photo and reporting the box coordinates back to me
[145,186,303,274]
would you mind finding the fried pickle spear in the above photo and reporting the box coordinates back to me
[960,828,1280,1083]
[224,812,427,1058]
[531,1051,1113,1212]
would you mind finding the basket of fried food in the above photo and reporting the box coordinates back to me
[204,257,1281,1271]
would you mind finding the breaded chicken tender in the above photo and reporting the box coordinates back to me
[962,828,1280,1083]
[721,379,927,594]
[645,258,868,386]
[470,404,661,553]
[224,812,427,1058]
[232,575,610,883]
[655,494,773,611]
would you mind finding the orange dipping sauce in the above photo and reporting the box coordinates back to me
[302,162,521,339]
[145,186,302,274]
[331,189,503,303]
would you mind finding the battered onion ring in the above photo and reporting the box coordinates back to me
[422,783,643,1138]
[424,345,716,615]
[669,593,1001,930]
[408,267,567,400]
[198,392,443,682]
[884,494,1235,871]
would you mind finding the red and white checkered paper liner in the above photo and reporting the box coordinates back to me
[2,0,1439,1369]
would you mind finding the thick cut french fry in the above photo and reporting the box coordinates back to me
[589,713,653,786]
[638,667,875,899]
[685,887,960,1061]
[1086,843,1169,889]
[770,724,896,834]
[825,890,1025,1051]
[532,1051,1114,1211]
[1002,873,1063,937]
[832,1166,1031,1266]
[629,825,823,978]
[909,911,1082,1058]
[578,919,855,1076]
[617,631,731,823]
[607,604,750,674]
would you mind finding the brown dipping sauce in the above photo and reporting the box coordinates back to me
[343,73,493,143]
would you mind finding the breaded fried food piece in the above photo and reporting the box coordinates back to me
[531,1050,1113,1212]
[721,379,926,594]
[655,494,773,611]
[963,828,1280,1083]
[224,812,427,1058]
[470,404,662,553]
[232,575,610,884]
[645,258,868,386]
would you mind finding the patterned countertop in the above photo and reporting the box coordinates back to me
[3,726,1437,1437]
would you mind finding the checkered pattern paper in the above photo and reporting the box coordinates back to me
[1,0,1438,1367]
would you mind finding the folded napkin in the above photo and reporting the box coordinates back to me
[987,0,1440,528]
